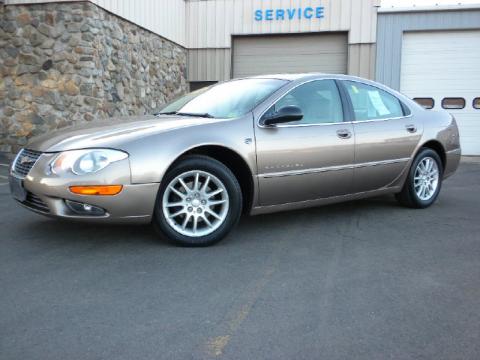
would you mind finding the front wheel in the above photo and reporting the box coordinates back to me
[153,155,242,246]
[395,148,443,208]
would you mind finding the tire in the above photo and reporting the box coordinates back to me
[153,155,242,246]
[395,148,443,209]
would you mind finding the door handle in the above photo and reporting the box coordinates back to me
[336,129,352,139]
[405,124,417,133]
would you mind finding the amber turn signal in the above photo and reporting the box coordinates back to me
[69,185,123,196]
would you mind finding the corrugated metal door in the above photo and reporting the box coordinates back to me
[232,33,348,78]
[400,30,480,155]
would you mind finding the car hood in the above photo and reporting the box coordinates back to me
[27,115,222,152]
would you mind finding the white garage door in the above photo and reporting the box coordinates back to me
[400,30,480,155]
[232,33,348,78]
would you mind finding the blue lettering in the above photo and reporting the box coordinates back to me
[265,9,273,20]
[304,7,313,19]
[287,8,295,20]
[276,9,285,20]
[316,6,324,18]
[254,6,325,21]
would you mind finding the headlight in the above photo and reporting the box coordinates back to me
[50,149,128,176]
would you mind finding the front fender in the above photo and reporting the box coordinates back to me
[121,115,257,184]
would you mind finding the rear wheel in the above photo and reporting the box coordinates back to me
[153,155,242,246]
[395,148,443,208]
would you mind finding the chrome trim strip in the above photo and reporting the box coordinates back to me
[258,158,410,178]
[264,114,414,129]
[353,158,410,168]
[268,121,344,128]
[10,149,23,176]
[349,114,413,124]
[446,148,461,154]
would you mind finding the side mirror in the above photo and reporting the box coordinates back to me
[261,105,303,126]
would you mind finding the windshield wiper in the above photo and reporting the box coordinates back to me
[155,111,177,115]
[155,111,215,118]
[176,112,215,118]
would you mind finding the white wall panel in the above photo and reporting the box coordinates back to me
[188,48,231,81]
[400,30,480,155]
[186,0,380,48]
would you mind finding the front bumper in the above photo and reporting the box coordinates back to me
[11,152,159,224]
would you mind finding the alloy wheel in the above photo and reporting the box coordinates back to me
[414,157,439,201]
[162,170,229,237]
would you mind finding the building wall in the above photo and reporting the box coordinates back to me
[348,43,376,80]
[0,1,187,154]
[186,0,380,81]
[376,7,480,90]
[3,0,187,46]
[188,48,231,82]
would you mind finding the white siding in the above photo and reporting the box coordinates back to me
[4,0,187,46]
[400,30,480,155]
[186,0,380,48]
[188,48,231,81]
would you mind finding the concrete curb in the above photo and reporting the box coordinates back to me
[461,156,480,164]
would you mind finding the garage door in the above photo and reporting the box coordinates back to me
[232,33,348,78]
[400,30,480,155]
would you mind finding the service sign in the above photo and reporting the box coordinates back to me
[254,3,325,22]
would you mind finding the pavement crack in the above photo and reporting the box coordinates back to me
[203,241,286,358]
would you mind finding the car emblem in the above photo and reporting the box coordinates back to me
[19,156,32,165]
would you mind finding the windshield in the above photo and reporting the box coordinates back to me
[158,78,288,119]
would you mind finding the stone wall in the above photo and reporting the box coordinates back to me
[0,1,188,155]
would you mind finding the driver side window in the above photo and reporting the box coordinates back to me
[267,80,344,125]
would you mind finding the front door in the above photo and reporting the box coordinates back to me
[254,79,355,206]
[340,80,423,193]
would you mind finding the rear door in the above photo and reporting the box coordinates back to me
[340,80,422,193]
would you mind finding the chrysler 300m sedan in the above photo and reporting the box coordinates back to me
[10,74,461,246]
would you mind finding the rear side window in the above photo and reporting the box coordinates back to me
[442,97,465,110]
[413,98,434,109]
[343,81,404,121]
[473,98,480,109]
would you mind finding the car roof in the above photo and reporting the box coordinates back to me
[245,73,359,81]
[247,73,319,81]
[242,73,422,111]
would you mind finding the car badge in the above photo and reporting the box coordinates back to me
[19,156,31,165]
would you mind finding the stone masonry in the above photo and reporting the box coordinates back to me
[0,1,188,155]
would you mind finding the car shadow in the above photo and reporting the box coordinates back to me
[22,218,162,247]
[229,194,401,244]
[21,194,399,249]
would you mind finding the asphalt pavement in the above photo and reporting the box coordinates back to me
[1,160,479,360]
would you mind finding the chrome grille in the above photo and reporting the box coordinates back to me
[22,192,50,213]
[13,149,42,178]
